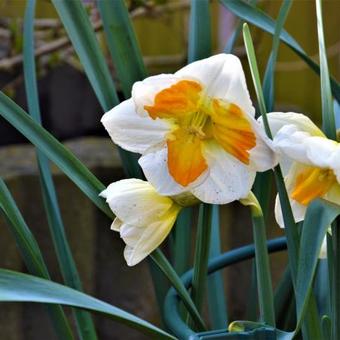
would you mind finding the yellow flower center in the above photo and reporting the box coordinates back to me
[291,166,336,205]
[144,80,256,186]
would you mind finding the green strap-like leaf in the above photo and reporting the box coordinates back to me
[262,0,292,111]
[220,0,340,102]
[295,199,340,334]
[243,23,322,339]
[98,0,146,98]
[23,1,97,339]
[188,0,211,63]
[0,91,112,218]
[0,180,74,340]
[0,269,175,340]
[51,0,118,110]
[316,0,336,141]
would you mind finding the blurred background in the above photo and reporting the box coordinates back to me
[0,0,339,339]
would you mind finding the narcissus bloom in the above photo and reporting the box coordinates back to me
[102,54,277,204]
[100,179,197,266]
[265,112,340,230]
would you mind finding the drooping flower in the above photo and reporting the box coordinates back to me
[264,112,340,229]
[100,179,198,266]
[102,54,277,204]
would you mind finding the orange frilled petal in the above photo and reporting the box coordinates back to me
[167,128,207,187]
[291,167,336,206]
[210,99,256,165]
[144,80,203,120]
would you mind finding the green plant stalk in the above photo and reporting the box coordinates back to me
[243,23,322,338]
[173,208,192,275]
[250,204,275,326]
[207,205,228,329]
[241,193,275,326]
[23,1,97,338]
[189,204,213,330]
[0,179,74,340]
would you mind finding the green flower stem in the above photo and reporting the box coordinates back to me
[242,193,275,326]
[189,204,213,330]
[243,23,322,338]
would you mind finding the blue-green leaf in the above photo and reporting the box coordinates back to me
[0,179,73,340]
[98,0,146,98]
[295,199,340,334]
[188,0,211,63]
[220,0,340,102]
[0,269,175,340]
[23,1,97,338]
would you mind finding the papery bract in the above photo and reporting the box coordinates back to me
[102,54,277,204]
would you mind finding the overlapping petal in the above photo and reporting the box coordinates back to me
[191,141,256,204]
[175,54,255,117]
[101,99,173,154]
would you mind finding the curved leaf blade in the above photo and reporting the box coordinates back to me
[51,0,118,110]
[0,179,74,340]
[23,1,97,338]
[98,0,146,98]
[188,0,211,63]
[220,0,340,102]
[0,91,112,218]
[295,199,340,333]
[0,269,175,340]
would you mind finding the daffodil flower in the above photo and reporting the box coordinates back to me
[265,112,340,232]
[100,179,198,266]
[102,54,277,204]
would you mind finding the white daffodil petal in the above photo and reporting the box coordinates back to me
[175,54,255,117]
[274,162,307,228]
[191,141,256,204]
[131,74,182,116]
[139,147,207,196]
[274,195,306,228]
[262,112,325,137]
[101,98,172,154]
[102,179,175,227]
[120,207,180,266]
[248,117,278,171]
[273,125,314,165]
[111,218,123,231]
[305,136,339,169]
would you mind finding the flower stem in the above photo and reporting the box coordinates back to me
[189,203,213,329]
[246,194,275,326]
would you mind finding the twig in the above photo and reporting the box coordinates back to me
[0,1,190,71]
